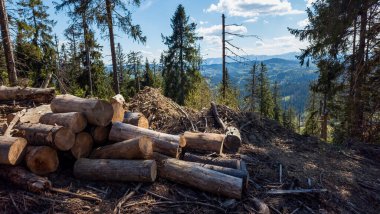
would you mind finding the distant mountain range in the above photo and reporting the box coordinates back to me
[202,52,300,65]
[201,53,318,113]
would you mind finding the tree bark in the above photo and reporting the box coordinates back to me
[0,86,55,103]
[157,158,242,199]
[25,146,59,175]
[16,123,75,151]
[51,94,113,127]
[0,0,17,85]
[183,153,241,169]
[40,112,87,133]
[0,136,27,165]
[110,94,125,122]
[109,122,185,157]
[89,125,111,144]
[74,158,157,182]
[183,131,223,154]
[123,112,149,128]
[71,132,93,159]
[90,136,153,160]
[0,165,51,193]
[105,0,120,94]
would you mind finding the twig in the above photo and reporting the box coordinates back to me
[86,185,108,194]
[268,205,282,214]
[170,102,195,131]
[267,189,327,195]
[279,164,283,184]
[211,102,227,130]
[124,200,226,213]
[113,183,142,214]
[302,204,315,214]
[49,187,102,202]
[9,194,22,214]
[141,189,172,201]
[290,207,301,214]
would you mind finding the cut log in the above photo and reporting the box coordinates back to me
[7,105,51,124]
[50,94,114,126]
[74,158,157,182]
[210,102,241,153]
[110,94,126,122]
[109,122,185,158]
[0,136,27,165]
[16,123,75,151]
[0,86,55,103]
[89,125,111,144]
[224,126,242,153]
[240,160,249,188]
[90,137,153,160]
[183,153,241,169]
[157,158,242,199]
[154,152,247,188]
[71,132,93,159]
[123,112,149,128]
[183,131,224,154]
[25,146,59,175]
[0,166,52,193]
[39,112,87,133]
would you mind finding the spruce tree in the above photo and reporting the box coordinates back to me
[143,58,154,87]
[127,51,143,92]
[303,89,321,136]
[257,62,274,119]
[245,62,258,112]
[162,4,202,105]
[272,81,282,123]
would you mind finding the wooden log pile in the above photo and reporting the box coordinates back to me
[0,87,246,200]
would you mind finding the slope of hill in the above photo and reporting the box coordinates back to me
[201,58,317,112]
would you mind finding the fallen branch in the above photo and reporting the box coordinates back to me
[113,183,142,214]
[267,189,328,195]
[4,112,21,136]
[49,187,102,202]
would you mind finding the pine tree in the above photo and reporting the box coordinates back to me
[16,0,57,87]
[245,62,258,112]
[216,69,240,109]
[283,106,297,131]
[257,62,274,119]
[143,58,154,87]
[303,89,321,136]
[127,51,143,92]
[162,4,202,105]
[272,81,282,123]
[115,43,126,84]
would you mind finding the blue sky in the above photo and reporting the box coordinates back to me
[45,0,313,63]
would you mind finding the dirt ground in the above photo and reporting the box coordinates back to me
[0,87,379,214]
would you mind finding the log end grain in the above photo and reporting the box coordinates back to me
[54,127,75,151]
[71,132,94,159]
[178,134,186,148]
[91,125,111,144]
[25,146,59,175]
[123,112,149,128]
[0,136,27,165]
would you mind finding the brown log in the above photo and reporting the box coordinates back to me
[0,165,52,193]
[90,137,153,160]
[16,123,75,151]
[110,94,126,122]
[157,158,242,199]
[240,160,249,188]
[71,132,93,159]
[74,158,157,182]
[0,136,27,165]
[123,112,149,128]
[89,125,111,144]
[25,146,59,175]
[182,153,241,169]
[7,105,51,124]
[109,122,185,158]
[183,131,224,154]
[39,112,87,133]
[50,94,113,126]
[154,152,248,189]
[0,86,55,103]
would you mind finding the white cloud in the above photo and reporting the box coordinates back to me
[297,18,309,27]
[248,36,308,55]
[140,0,153,11]
[263,20,269,24]
[306,0,316,7]
[199,21,209,25]
[244,17,259,23]
[197,24,248,37]
[206,0,304,18]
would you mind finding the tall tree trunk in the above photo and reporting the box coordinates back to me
[105,0,120,94]
[351,3,368,140]
[348,18,357,134]
[82,13,93,96]
[0,0,17,86]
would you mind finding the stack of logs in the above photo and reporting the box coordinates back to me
[0,86,246,199]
